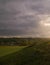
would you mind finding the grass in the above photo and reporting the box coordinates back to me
[0,46,26,57]
[0,39,50,65]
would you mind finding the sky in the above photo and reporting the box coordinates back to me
[0,0,50,38]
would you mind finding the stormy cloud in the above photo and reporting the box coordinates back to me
[0,0,50,37]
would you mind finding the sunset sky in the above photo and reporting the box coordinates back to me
[0,0,50,37]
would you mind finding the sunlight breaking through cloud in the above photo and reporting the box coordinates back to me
[40,15,50,27]
[0,0,50,37]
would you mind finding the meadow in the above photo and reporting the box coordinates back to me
[0,38,50,65]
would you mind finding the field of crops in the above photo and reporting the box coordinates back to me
[0,38,50,65]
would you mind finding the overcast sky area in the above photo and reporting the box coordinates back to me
[0,0,50,37]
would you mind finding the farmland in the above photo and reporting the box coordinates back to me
[0,38,50,65]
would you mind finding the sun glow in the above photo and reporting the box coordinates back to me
[41,17,50,26]
[44,23,50,26]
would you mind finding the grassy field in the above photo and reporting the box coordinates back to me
[0,46,25,57]
[0,38,50,65]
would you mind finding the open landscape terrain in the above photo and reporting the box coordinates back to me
[0,0,50,65]
[0,38,50,65]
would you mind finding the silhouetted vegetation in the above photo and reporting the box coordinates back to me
[0,38,50,46]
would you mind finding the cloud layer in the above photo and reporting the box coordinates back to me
[0,0,50,37]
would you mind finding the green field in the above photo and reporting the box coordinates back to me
[0,41,50,65]
[0,46,25,57]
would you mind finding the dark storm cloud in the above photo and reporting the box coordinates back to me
[0,0,50,37]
